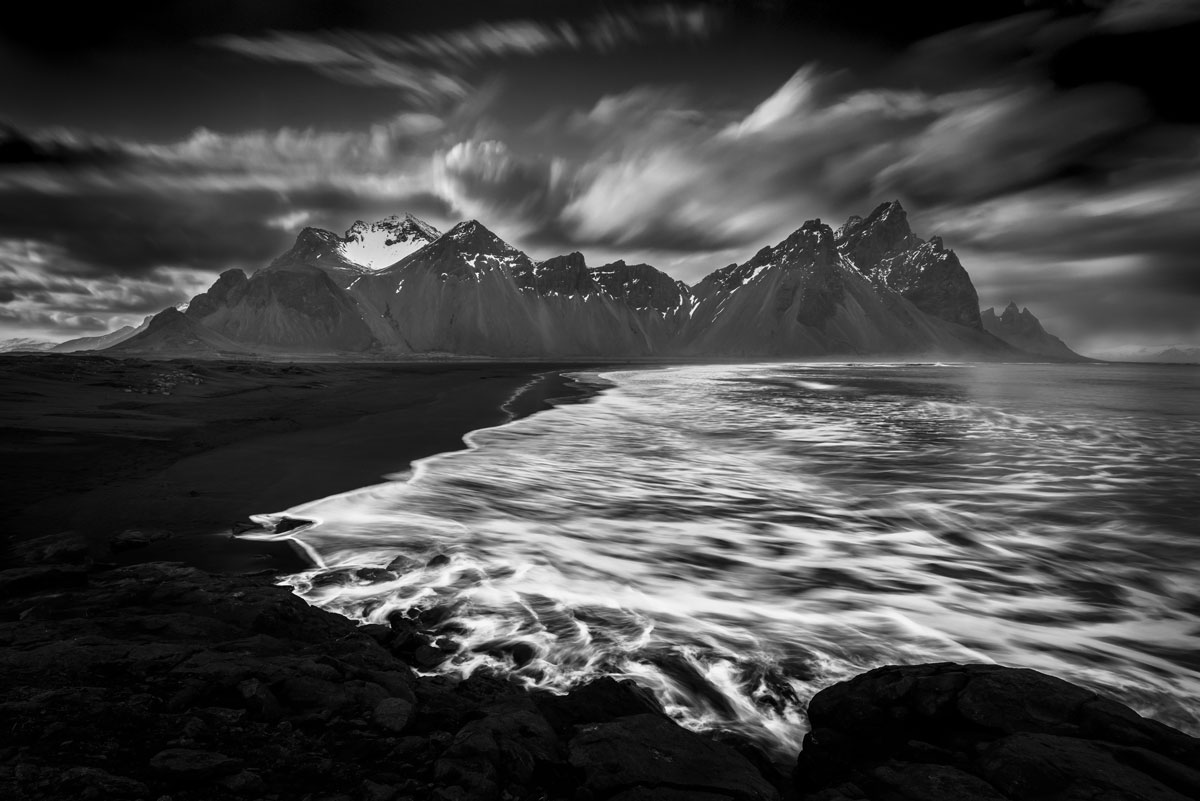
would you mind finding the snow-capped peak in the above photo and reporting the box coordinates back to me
[339,214,442,270]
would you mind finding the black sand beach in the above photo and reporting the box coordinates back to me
[0,355,599,573]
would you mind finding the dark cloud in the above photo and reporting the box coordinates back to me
[0,275,91,296]
[0,114,452,278]
[0,189,294,276]
[436,140,569,235]
[2,1,718,55]
[0,306,109,331]
[1050,19,1200,122]
[436,68,1156,259]
[876,84,1148,205]
[0,125,130,168]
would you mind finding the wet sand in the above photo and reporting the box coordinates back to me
[0,355,601,573]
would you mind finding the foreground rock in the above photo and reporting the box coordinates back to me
[0,560,782,800]
[795,662,1200,800]
[5,554,1196,801]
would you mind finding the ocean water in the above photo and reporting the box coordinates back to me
[246,363,1200,760]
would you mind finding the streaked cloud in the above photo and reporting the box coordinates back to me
[208,5,720,107]
[0,243,211,336]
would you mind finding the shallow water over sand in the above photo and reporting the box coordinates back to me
[248,363,1200,759]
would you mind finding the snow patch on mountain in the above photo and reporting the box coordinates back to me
[338,214,441,270]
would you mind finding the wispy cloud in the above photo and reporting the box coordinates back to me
[0,243,211,336]
[208,5,720,106]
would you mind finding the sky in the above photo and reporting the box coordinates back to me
[1,0,1197,354]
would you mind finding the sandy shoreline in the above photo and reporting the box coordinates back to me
[0,355,607,573]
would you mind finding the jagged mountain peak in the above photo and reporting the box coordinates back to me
[834,200,980,329]
[994,301,1039,327]
[541,251,587,269]
[1002,300,1028,316]
[340,213,441,269]
[296,227,342,246]
[424,219,522,256]
[380,218,531,283]
[515,251,598,297]
[836,200,917,269]
[592,260,692,315]
[345,213,439,239]
[268,216,435,281]
[983,301,1084,361]
[442,219,516,251]
[695,218,840,298]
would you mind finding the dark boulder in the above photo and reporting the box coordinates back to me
[535,676,666,733]
[0,564,88,598]
[794,662,1200,800]
[570,713,779,801]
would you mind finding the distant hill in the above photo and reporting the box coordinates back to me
[981,302,1086,361]
[108,308,252,356]
[103,203,1052,360]
[51,317,150,352]
[0,338,55,353]
[1090,344,1200,364]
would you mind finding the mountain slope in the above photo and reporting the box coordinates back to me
[982,302,1086,361]
[107,308,252,356]
[184,266,378,352]
[351,222,670,356]
[592,260,693,319]
[838,201,982,330]
[51,317,154,352]
[682,219,1005,357]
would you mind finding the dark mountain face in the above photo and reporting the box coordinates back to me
[982,301,1085,361]
[837,201,982,330]
[108,308,250,356]
[380,220,532,282]
[684,217,1010,358]
[354,223,676,357]
[591,260,693,317]
[267,227,363,285]
[185,265,378,352]
[513,252,601,297]
[836,202,919,268]
[685,220,895,355]
[113,206,1035,361]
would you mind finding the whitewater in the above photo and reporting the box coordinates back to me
[243,362,1200,760]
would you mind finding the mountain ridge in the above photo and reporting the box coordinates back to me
[981,301,1085,361]
[105,204,1082,361]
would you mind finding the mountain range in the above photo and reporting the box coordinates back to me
[84,202,1086,360]
[1088,344,1200,364]
[981,302,1083,361]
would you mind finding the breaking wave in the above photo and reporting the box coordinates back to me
[243,362,1200,761]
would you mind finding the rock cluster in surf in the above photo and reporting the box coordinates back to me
[3,541,1197,801]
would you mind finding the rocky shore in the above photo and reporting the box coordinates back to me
[3,546,1198,801]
